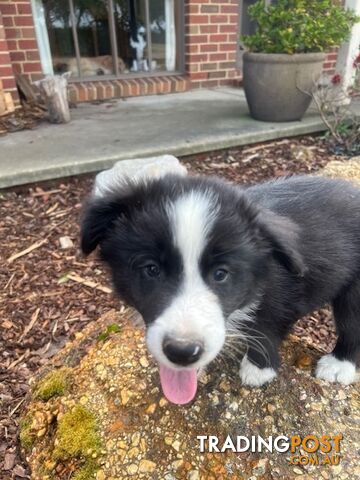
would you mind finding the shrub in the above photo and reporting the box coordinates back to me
[242,0,359,54]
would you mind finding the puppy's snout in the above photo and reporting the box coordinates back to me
[163,337,204,366]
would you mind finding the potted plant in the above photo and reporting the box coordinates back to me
[241,0,359,122]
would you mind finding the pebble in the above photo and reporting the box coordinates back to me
[59,236,74,249]
[172,440,181,452]
[172,460,183,470]
[96,470,105,480]
[188,471,199,480]
[120,389,131,405]
[146,403,156,414]
[127,464,138,475]
[293,467,304,475]
[131,432,140,446]
[253,458,268,475]
[139,356,149,368]
[139,459,156,473]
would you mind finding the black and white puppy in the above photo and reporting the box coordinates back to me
[81,174,360,404]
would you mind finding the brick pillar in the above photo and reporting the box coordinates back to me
[0,0,42,86]
[0,10,19,104]
[185,0,241,88]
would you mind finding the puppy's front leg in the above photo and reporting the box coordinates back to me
[239,322,281,387]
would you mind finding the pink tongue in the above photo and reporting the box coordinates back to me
[159,365,198,405]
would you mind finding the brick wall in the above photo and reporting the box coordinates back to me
[0,0,42,102]
[0,10,19,103]
[323,48,339,75]
[185,0,241,88]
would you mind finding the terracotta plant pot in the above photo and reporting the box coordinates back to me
[243,52,326,122]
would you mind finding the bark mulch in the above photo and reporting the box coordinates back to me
[0,135,340,479]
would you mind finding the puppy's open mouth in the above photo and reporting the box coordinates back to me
[159,365,198,405]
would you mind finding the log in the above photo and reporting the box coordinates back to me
[36,73,71,124]
[15,73,38,103]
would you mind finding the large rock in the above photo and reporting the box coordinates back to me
[20,310,359,480]
[321,157,360,185]
[93,155,187,198]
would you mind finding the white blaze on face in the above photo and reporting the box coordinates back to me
[146,189,226,370]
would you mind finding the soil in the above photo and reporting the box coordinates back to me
[0,134,344,479]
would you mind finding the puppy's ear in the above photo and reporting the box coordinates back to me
[80,198,126,255]
[257,209,307,277]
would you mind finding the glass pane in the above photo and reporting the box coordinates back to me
[150,0,177,72]
[113,0,149,73]
[73,0,113,77]
[42,0,79,77]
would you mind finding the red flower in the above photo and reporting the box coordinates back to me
[331,74,341,85]
[353,53,360,68]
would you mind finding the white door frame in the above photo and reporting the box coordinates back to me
[336,0,360,89]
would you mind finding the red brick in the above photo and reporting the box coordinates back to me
[10,50,25,61]
[187,53,209,63]
[200,25,218,34]
[187,35,208,44]
[189,71,208,80]
[209,52,227,61]
[220,24,238,33]
[18,39,37,49]
[186,14,209,24]
[210,34,227,42]
[6,40,18,51]
[0,65,14,76]
[201,5,219,13]
[210,15,228,23]
[0,4,17,15]
[15,15,34,27]
[21,27,36,38]
[26,50,39,61]
[22,61,42,73]
[219,43,236,52]
[2,16,14,27]
[220,5,239,14]
[200,44,218,52]
[2,76,17,89]
[4,28,22,39]
[16,3,33,15]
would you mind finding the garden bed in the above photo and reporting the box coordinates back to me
[0,135,344,479]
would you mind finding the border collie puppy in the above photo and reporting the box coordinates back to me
[81,174,360,404]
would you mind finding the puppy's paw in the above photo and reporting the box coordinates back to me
[316,354,356,385]
[239,355,277,387]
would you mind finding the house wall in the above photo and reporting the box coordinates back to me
[0,1,42,98]
[0,10,18,103]
[0,0,341,104]
[185,0,241,88]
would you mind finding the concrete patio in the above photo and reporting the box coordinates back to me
[0,87,354,189]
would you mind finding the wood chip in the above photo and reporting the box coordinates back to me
[67,273,112,294]
[19,307,40,341]
[7,239,47,263]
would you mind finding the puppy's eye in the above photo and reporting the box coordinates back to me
[213,268,229,283]
[143,264,160,278]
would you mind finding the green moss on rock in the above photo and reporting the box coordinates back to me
[34,367,71,401]
[53,404,101,462]
[97,323,121,342]
[19,415,35,451]
[72,460,99,480]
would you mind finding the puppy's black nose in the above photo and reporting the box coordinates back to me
[163,338,204,366]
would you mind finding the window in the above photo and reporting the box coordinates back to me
[37,0,184,80]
